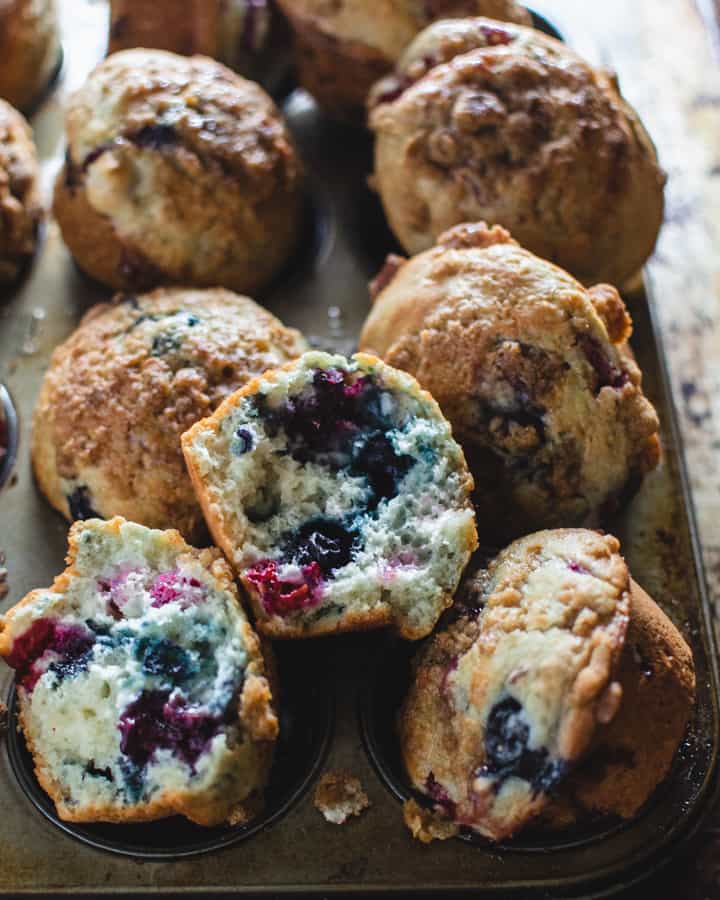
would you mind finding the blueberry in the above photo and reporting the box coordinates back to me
[130,124,177,150]
[232,427,254,456]
[478,696,568,797]
[85,760,114,781]
[135,637,195,683]
[284,518,361,576]
[151,331,181,356]
[66,486,99,521]
[351,430,413,505]
[576,333,629,392]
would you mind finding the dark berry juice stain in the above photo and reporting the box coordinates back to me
[255,367,414,505]
[118,689,219,773]
[478,697,568,796]
[283,518,361,577]
[576,334,629,393]
[66,485,99,520]
[232,427,254,456]
[128,124,178,151]
[85,760,114,782]
[135,637,196,683]
[425,772,457,817]
[6,619,95,691]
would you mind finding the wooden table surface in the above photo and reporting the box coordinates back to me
[534,1,720,896]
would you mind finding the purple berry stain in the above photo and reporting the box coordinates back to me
[7,619,95,692]
[150,570,205,608]
[118,689,218,771]
[244,559,324,616]
[576,334,629,393]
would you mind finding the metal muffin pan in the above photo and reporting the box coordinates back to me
[0,1,718,895]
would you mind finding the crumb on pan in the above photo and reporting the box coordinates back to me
[314,770,370,824]
[0,701,7,735]
[403,799,459,843]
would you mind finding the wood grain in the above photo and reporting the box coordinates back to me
[536,1,720,895]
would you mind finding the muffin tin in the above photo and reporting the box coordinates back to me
[0,1,718,896]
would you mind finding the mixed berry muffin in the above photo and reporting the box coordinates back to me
[53,49,303,293]
[0,98,41,283]
[275,0,531,120]
[400,528,630,842]
[368,17,665,286]
[182,351,477,639]
[360,223,661,541]
[0,517,278,826]
[541,581,695,827]
[108,0,277,82]
[0,0,60,112]
[31,287,307,539]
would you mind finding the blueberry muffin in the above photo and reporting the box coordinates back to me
[541,581,695,827]
[400,528,630,842]
[360,223,661,541]
[108,0,275,81]
[0,517,278,826]
[0,99,41,283]
[275,0,531,120]
[0,0,60,112]
[32,287,307,539]
[182,351,477,639]
[53,49,303,293]
[368,18,665,286]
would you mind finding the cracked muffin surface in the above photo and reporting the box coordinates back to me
[0,98,41,282]
[0,0,60,112]
[53,48,303,293]
[368,17,665,286]
[31,287,307,540]
[400,528,630,841]
[276,0,531,119]
[360,223,661,541]
[0,516,278,826]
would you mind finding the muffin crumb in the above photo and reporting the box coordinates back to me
[314,771,370,824]
[403,799,459,843]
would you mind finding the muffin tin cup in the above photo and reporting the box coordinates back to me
[5,642,334,860]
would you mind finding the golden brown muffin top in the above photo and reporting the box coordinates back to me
[0,97,40,278]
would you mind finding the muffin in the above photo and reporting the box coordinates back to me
[32,287,307,539]
[0,0,60,112]
[360,223,661,541]
[275,0,532,120]
[0,99,41,283]
[181,351,477,639]
[53,49,303,293]
[541,581,695,827]
[0,517,278,826]
[368,17,665,286]
[108,0,274,80]
[400,529,630,842]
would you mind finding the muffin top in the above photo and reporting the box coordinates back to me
[65,48,299,199]
[278,0,531,60]
[361,223,660,537]
[400,528,630,841]
[32,287,307,539]
[368,18,665,285]
[0,97,40,280]
[0,0,59,110]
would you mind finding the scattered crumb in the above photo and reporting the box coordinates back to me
[226,791,262,827]
[403,799,459,843]
[314,771,370,825]
[0,701,7,736]
[226,805,252,827]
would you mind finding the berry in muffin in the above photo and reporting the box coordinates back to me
[31,287,307,540]
[360,223,660,541]
[400,528,630,841]
[368,17,665,286]
[541,581,695,827]
[0,0,60,112]
[53,49,303,293]
[108,0,276,82]
[0,517,278,826]
[275,0,532,120]
[182,351,477,639]
[0,99,41,283]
